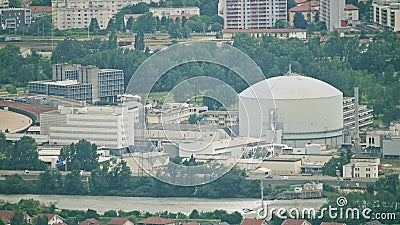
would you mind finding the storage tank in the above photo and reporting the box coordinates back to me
[239,73,343,148]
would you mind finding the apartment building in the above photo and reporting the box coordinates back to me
[372,0,400,32]
[218,0,287,29]
[51,0,154,30]
[0,8,31,32]
[40,105,136,149]
[319,0,345,31]
[149,7,200,19]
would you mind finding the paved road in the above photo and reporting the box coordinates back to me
[0,170,91,181]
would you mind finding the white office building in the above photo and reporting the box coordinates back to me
[40,105,136,149]
[319,0,345,31]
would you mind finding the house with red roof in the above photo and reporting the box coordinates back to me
[28,6,52,21]
[79,218,103,225]
[136,217,177,225]
[108,218,134,225]
[241,218,266,225]
[0,210,32,225]
[37,213,66,225]
[281,219,311,225]
[289,1,319,26]
[344,4,359,26]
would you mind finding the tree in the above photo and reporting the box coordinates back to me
[293,12,308,29]
[38,169,62,194]
[275,20,289,28]
[8,136,45,170]
[10,211,28,225]
[134,30,145,51]
[32,215,48,225]
[89,18,100,34]
[60,140,99,171]
[9,0,22,7]
[103,210,118,217]
[63,170,87,194]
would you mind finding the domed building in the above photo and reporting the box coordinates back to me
[239,72,343,148]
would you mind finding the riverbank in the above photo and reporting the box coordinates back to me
[0,194,327,215]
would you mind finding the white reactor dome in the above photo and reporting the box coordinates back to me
[239,73,343,148]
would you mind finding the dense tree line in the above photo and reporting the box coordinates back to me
[0,45,51,87]
[107,2,223,35]
[0,133,46,170]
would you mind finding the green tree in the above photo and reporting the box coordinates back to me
[63,170,87,194]
[8,136,44,170]
[38,169,62,194]
[103,210,118,217]
[60,140,99,171]
[89,18,101,34]
[134,30,145,51]
[10,211,28,225]
[5,84,17,94]
[0,174,30,194]
[293,12,307,29]
[32,215,48,225]
[275,20,289,28]
[9,0,22,7]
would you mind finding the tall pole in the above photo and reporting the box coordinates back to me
[354,87,359,154]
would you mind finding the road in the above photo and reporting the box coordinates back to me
[0,170,91,181]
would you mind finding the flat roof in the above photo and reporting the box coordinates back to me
[263,158,302,162]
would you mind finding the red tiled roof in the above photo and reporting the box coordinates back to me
[108,218,131,225]
[241,218,265,225]
[181,222,199,225]
[290,1,319,12]
[359,39,371,44]
[222,28,306,33]
[124,14,143,20]
[136,217,175,225]
[28,6,52,13]
[80,218,103,225]
[281,219,310,225]
[344,4,358,10]
[0,210,30,225]
[37,213,56,222]
[320,223,346,225]
[0,210,14,224]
